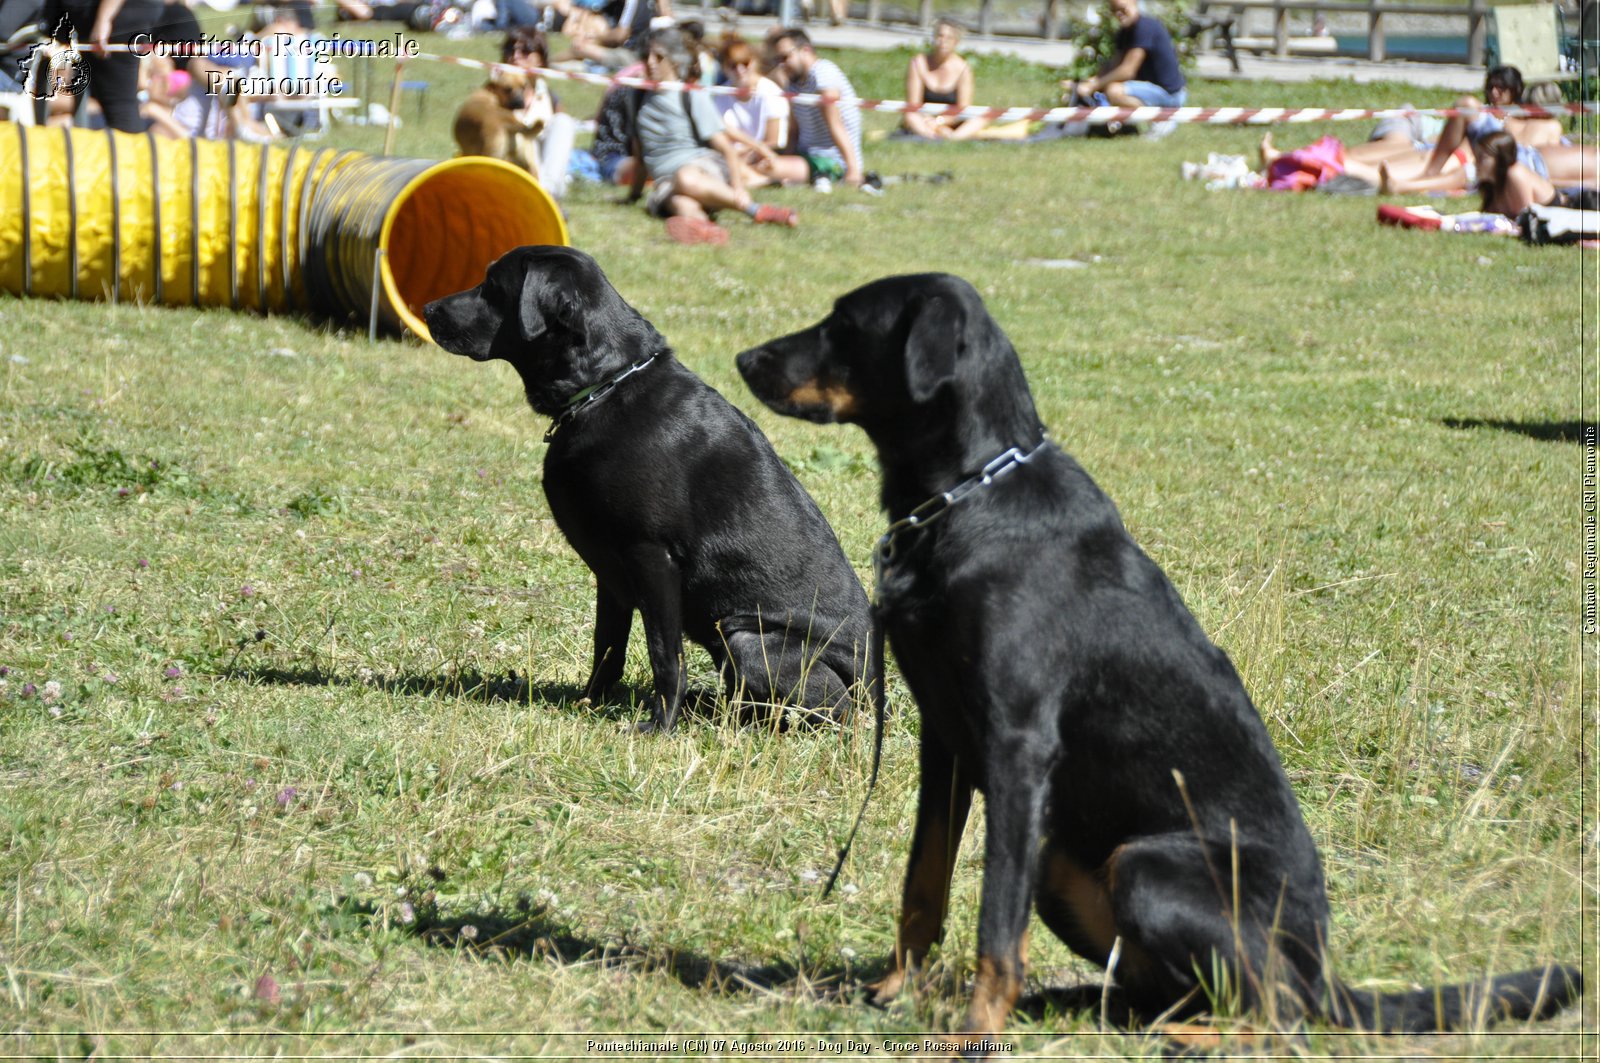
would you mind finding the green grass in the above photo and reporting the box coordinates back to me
[0,27,1592,1061]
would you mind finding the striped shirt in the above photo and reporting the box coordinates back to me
[790,58,861,167]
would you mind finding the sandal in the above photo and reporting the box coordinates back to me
[665,216,730,245]
[751,204,799,228]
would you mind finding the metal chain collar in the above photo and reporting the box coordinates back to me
[871,437,1052,588]
[543,353,661,442]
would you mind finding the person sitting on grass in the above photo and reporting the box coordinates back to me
[769,28,865,189]
[899,18,989,141]
[1382,65,1595,195]
[627,27,798,245]
[589,59,646,186]
[1473,129,1597,217]
[557,0,663,72]
[713,34,809,188]
[1060,0,1184,136]
[503,27,579,200]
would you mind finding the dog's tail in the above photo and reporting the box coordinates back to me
[1323,963,1582,1032]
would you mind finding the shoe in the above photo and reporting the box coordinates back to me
[665,216,729,245]
[752,204,799,227]
[1146,120,1178,140]
[812,176,833,194]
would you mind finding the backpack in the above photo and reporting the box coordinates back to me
[1517,201,1600,245]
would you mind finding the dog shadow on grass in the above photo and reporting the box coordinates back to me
[356,895,877,1001]
[225,664,667,725]
[1442,418,1598,444]
[371,895,1149,1023]
[230,664,766,728]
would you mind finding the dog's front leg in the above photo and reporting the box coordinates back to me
[871,728,972,1006]
[960,733,1054,1058]
[582,584,633,702]
[629,545,687,733]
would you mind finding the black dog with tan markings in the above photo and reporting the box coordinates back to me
[736,273,1580,1049]
[424,246,874,733]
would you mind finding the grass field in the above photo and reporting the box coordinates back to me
[0,24,1593,1061]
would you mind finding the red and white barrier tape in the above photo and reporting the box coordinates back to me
[415,50,1600,124]
[36,39,1600,125]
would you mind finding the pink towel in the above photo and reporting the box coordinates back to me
[1267,135,1346,192]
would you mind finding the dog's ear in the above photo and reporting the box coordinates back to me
[515,267,587,346]
[904,294,963,402]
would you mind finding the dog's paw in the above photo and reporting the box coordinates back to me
[866,968,907,1007]
[634,715,675,735]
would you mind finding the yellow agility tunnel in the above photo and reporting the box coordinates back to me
[0,123,568,340]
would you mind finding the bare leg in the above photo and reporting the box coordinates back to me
[1345,137,1427,166]
[1540,144,1600,186]
[668,194,710,221]
[1381,157,1469,195]
[946,116,991,141]
[903,111,942,139]
[1259,132,1282,169]
[1419,97,1476,177]
[761,154,811,186]
[973,119,1033,140]
[671,163,752,214]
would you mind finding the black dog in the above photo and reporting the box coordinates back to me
[736,274,1580,1048]
[424,246,874,732]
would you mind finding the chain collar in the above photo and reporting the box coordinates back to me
[871,437,1051,589]
[543,353,661,442]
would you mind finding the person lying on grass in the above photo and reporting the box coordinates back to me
[1382,65,1595,196]
[1257,124,1470,190]
[627,27,799,245]
[1473,129,1598,216]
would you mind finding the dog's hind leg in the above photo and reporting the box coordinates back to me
[1101,836,1324,1024]
[582,584,633,702]
[872,729,973,1006]
[721,625,853,726]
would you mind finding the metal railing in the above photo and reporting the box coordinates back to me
[1190,0,1490,63]
[700,0,1514,62]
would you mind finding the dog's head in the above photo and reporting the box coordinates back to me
[424,246,667,415]
[736,273,1038,452]
[485,67,529,110]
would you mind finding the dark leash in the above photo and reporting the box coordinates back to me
[821,437,1052,898]
[821,599,888,899]
[543,352,660,442]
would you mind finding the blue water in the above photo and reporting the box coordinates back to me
[1334,34,1473,60]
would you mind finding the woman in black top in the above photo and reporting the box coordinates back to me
[901,18,987,141]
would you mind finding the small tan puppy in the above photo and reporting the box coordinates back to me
[453,68,545,177]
